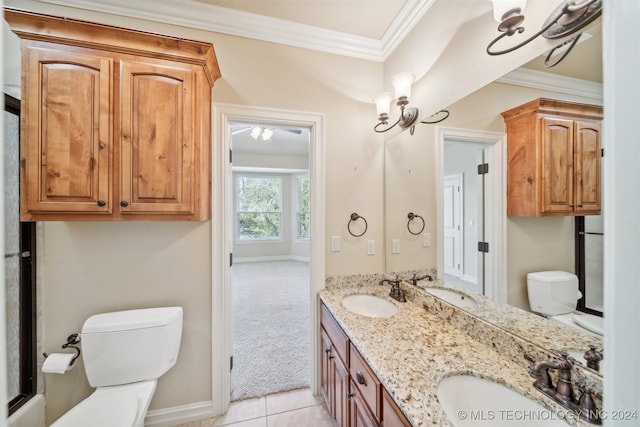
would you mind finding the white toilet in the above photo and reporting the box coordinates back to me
[527,271,603,336]
[51,307,183,427]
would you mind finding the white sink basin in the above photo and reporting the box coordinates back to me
[425,288,477,308]
[341,294,398,318]
[438,375,569,426]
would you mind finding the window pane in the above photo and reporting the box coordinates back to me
[236,175,282,241]
[296,176,310,240]
[238,212,281,240]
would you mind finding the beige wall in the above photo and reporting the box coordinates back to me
[4,0,384,423]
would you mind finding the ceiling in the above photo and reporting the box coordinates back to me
[35,0,601,158]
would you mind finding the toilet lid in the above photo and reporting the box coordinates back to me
[51,389,138,427]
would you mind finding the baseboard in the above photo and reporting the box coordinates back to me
[145,401,214,427]
[234,255,309,263]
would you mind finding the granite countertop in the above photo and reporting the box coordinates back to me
[319,285,591,427]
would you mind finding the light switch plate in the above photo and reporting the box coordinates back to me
[392,239,400,254]
[423,233,431,247]
[367,240,375,255]
[331,235,341,252]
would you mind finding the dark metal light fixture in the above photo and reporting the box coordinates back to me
[487,0,602,67]
[374,72,449,135]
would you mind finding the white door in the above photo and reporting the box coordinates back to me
[444,173,463,277]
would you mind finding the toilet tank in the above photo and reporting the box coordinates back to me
[81,307,183,388]
[527,271,582,316]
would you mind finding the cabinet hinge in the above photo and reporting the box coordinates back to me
[478,242,490,253]
[478,163,489,175]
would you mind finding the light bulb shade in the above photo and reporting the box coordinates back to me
[391,72,415,100]
[491,0,526,22]
[374,92,393,117]
[262,128,274,141]
[250,126,261,139]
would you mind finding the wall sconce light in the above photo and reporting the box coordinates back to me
[374,72,450,135]
[487,0,602,67]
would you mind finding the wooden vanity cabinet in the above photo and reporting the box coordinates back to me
[321,304,350,427]
[320,302,412,427]
[382,389,412,427]
[502,98,603,217]
[5,9,220,221]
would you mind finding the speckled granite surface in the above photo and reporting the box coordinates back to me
[320,284,601,427]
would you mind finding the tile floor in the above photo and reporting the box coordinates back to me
[177,388,333,427]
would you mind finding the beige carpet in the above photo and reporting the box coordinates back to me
[231,260,310,400]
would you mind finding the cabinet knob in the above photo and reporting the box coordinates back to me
[96,200,106,207]
[347,393,355,399]
[120,201,129,207]
[578,204,584,208]
[569,204,575,208]
[355,370,367,386]
[328,355,335,360]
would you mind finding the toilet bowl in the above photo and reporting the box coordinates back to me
[51,381,156,427]
[50,307,183,427]
[527,271,603,336]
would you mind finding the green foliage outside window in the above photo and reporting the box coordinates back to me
[297,175,310,239]
[237,176,282,240]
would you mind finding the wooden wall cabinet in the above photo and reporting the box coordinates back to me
[502,98,603,217]
[5,9,221,221]
[320,302,411,427]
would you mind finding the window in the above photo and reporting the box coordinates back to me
[236,175,282,241]
[296,175,310,240]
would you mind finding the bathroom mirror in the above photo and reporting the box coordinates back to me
[384,23,604,375]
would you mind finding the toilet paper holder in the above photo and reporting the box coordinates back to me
[43,333,81,367]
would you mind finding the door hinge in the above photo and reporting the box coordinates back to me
[230,253,233,267]
[229,148,233,163]
[478,163,489,175]
[230,356,233,371]
[601,148,604,157]
[478,242,489,253]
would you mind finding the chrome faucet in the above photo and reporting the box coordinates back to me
[525,353,601,425]
[379,275,406,303]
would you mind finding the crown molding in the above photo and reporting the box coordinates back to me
[497,67,603,102]
[33,0,434,62]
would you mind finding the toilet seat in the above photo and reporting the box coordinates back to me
[550,312,603,336]
[51,380,156,427]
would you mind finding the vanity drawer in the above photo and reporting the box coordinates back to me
[349,343,381,421]
[321,303,349,364]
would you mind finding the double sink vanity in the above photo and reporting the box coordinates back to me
[319,276,603,426]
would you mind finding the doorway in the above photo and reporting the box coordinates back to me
[211,104,325,415]
[436,127,506,303]
[229,121,311,400]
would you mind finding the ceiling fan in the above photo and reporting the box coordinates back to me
[231,125,303,141]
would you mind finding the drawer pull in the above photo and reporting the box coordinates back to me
[356,370,367,386]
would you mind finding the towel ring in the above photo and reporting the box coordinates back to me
[407,212,425,235]
[420,109,450,125]
[348,213,368,237]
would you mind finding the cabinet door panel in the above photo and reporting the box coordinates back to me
[23,46,112,217]
[574,121,601,214]
[335,355,350,427]
[542,118,574,214]
[350,381,379,427]
[120,61,194,214]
